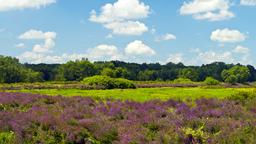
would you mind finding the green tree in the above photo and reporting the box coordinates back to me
[57,58,96,81]
[114,67,128,78]
[221,65,250,84]
[138,70,157,81]
[179,68,199,81]
[0,55,42,83]
[101,68,116,78]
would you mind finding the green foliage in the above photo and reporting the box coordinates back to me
[204,77,220,85]
[183,125,209,143]
[113,78,136,89]
[224,75,237,85]
[101,67,128,78]
[179,68,199,81]
[138,70,157,81]
[0,131,15,144]
[220,126,256,144]
[228,90,256,105]
[57,58,97,81]
[101,68,116,78]
[173,78,194,84]
[222,65,251,84]
[1,55,256,84]
[0,55,42,83]
[82,75,136,89]
[14,87,249,102]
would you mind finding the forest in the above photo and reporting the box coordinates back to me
[0,55,255,84]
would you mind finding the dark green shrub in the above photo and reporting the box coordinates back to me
[173,78,193,84]
[113,78,136,89]
[82,75,136,89]
[82,75,114,89]
[204,77,220,85]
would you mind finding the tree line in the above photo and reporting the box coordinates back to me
[0,55,255,84]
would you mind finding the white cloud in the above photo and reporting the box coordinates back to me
[18,51,70,64]
[19,29,56,40]
[89,0,150,23]
[19,29,57,53]
[193,10,234,21]
[197,51,234,63]
[89,0,150,35]
[0,0,56,12]
[210,28,246,43]
[15,43,25,48]
[104,21,148,36]
[166,53,183,64]
[233,45,250,54]
[125,40,155,56]
[180,0,234,21]
[241,0,256,6]
[87,44,123,60]
[18,40,156,64]
[156,33,176,42]
[32,38,55,53]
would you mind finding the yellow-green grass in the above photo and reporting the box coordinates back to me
[5,87,256,102]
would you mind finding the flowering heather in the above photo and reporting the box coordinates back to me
[0,92,256,144]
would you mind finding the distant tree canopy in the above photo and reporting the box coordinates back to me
[1,55,256,84]
[221,65,251,84]
[56,58,97,81]
[0,56,42,83]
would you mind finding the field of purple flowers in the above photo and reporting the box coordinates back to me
[0,92,256,144]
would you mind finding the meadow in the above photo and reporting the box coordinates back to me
[1,82,256,143]
[6,87,256,102]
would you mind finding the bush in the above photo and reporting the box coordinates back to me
[225,75,237,85]
[0,131,15,144]
[204,77,220,85]
[228,90,256,105]
[172,78,193,84]
[82,75,136,89]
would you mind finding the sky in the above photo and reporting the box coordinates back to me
[0,0,255,66]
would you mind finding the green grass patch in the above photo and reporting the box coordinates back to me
[6,87,256,102]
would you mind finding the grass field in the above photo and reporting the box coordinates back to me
[7,87,256,102]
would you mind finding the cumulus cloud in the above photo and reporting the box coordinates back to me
[241,0,256,6]
[0,0,56,12]
[104,21,148,36]
[89,0,150,35]
[19,29,56,40]
[166,53,183,64]
[180,0,234,21]
[125,40,156,56]
[197,51,234,63]
[87,44,123,60]
[210,28,246,43]
[18,40,156,64]
[156,33,176,42]
[19,29,57,53]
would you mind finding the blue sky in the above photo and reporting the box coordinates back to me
[0,0,255,65]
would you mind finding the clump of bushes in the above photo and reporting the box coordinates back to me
[82,75,136,89]
[204,77,220,85]
[172,78,194,84]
